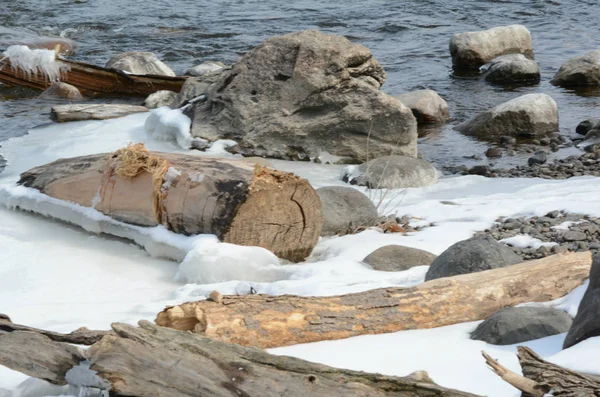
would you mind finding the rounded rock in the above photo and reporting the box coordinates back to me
[317,186,378,236]
[363,245,437,272]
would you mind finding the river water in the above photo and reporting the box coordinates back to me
[1,0,599,169]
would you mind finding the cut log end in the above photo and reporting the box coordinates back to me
[225,165,322,262]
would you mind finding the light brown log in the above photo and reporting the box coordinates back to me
[0,320,482,397]
[17,146,322,261]
[156,251,592,348]
[484,346,600,397]
[0,315,110,345]
[50,104,149,122]
[0,57,186,96]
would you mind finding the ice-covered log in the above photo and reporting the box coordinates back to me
[0,320,482,397]
[50,104,149,122]
[156,252,592,348]
[17,145,322,261]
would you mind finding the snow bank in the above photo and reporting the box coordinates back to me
[1,45,67,82]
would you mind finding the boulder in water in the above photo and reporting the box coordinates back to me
[450,25,534,70]
[395,89,449,124]
[551,50,600,88]
[105,52,176,77]
[186,30,418,163]
[342,155,438,189]
[39,82,83,100]
[482,54,540,85]
[184,61,225,76]
[457,93,558,138]
[576,118,600,136]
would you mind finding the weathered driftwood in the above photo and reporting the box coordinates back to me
[484,346,600,397]
[50,104,148,122]
[156,252,592,348]
[0,320,481,397]
[0,315,109,345]
[0,57,186,96]
[18,146,322,261]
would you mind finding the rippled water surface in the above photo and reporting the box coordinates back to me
[1,0,600,168]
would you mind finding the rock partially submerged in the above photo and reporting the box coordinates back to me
[184,61,225,76]
[105,51,176,76]
[395,89,449,124]
[363,245,437,271]
[482,54,540,85]
[186,30,417,163]
[317,186,378,236]
[576,118,600,135]
[551,50,600,88]
[342,155,438,189]
[457,93,558,138]
[39,82,84,100]
[471,307,572,345]
[450,25,534,70]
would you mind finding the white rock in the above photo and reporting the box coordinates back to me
[143,90,178,109]
[184,61,225,76]
[105,51,175,76]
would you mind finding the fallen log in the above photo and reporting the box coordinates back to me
[17,144,322,261]
[50,104,149,122]
[484,346,600,397]
[0,320,481,397]
[0,54,186,97]
[0,315,110,345]
[156,251,592,348]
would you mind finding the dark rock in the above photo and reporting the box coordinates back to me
[499,136,517,146]
[576,119,600,136]
[564,254,600,348]
[363,245,437,272]
[316,186,378,236]
[546,210,561,218]
[342,155,438,189]
[425,236,522,281]
[468,165,492,177]
[485,148,502,158]
[528,151,548,166]
[483,54,540,85]
[471,307,572,345]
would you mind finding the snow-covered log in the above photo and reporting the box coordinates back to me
[50,104,149,122]
[17,145,322,262]
[156,252,592,348]
[0,320,481,397]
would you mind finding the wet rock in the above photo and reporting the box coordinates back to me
[483,54,540,85]
[457,94,558,138]
[184,61,225,76]
[564,254,600,348]
[186,30,417,163]
[449,25,534,70]
[342,155,438,189]
[39,82,83,100]
[105,51,176,76]
[528,150,547,166]
[485,148,502,158]
[551,50,600,88]
[499,136,517,146]
[576,118,600,136]
[471,307,572,345]
[467,165,491,177]
[363,245,437,272]
[425,236,522,281]
[395,89,449,124]
[0,154,5,175]
[143,90,178,109]
[317,186,378,236]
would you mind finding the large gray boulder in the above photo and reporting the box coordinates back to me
[425,236,522,281]
[363,245,437,272]
[483,54,540,85]
[551,50,600,88]
[143,90,178,109]
[105,51,176,76]
[395,89,449,124]
[564,254,600,349]
[471,307,572,345]
[456,94,558,138]
[450,25,534,70]
[342,155,438,189]
[170,74,223,108]
[317,186,378,236]
[186,30,418,163]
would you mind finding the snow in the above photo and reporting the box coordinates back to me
[500,234,557,249]
[144,106,192,149]
[552,220,583,231]
[1,112,600,397]
[1,45,67,82]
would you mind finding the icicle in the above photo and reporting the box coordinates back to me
[0,45,69,82]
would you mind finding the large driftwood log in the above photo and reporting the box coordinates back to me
[0,321,482,397]
[484,346,600,397]
[17,145,322,261]
[50,104,148,122]
[156,252,592,348]
[0,315,109,345]
[0,56,186,96]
